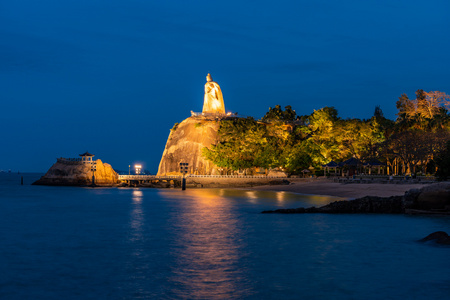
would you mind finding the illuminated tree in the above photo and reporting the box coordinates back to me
[421,91,450,118]
[306,107,340,165]
[396,90,450,121]
[396,93,415,121]
[262,105,297,121]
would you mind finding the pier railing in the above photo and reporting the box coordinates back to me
[118,174,289,180]
[118,175,179,180]
[331,174,436,184]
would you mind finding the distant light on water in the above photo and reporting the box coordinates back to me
[276,191,286,202]
[132,190,143,202]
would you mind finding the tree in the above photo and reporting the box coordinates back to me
[396,93,414,121]
[306,107,340,165]
[415,89,427,116]
[283,105,297,121]
[421,91,450,119]
[435,141,450,180]
[262,105,297,122]
[374,105,384,118]
[396,90,450,121]
[202,117,262,170]
[262,105,283,121]
[202,117,281,171]
[281,141,312,174]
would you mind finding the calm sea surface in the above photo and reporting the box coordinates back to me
[0,173,449,299]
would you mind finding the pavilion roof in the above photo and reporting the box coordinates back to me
[79,151,95,157]
[342,157,361,166]
[322,161,338,167]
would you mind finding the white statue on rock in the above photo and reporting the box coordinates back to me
[202,73,225,114]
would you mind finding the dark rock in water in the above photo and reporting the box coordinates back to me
[261,196,404,214]
[262,207,321,214]
[320,196,404,213]
[420,231,450,245]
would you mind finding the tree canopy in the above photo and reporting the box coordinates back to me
[202,90,450,176]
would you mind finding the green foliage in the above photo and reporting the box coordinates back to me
[202,117,270,170]
[201,92,450,176]
[281,141,312,174]
[262,105,297,121]
[171,122,179,132]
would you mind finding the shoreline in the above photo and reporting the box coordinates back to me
[246,178,430,199]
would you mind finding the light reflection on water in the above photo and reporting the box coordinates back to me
[149,188,347,299]
[161,189,250,299]
[148,188,349,299]
[130,190,143,242]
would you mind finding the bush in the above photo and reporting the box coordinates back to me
[171,122,179,132]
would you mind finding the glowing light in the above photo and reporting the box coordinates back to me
[134,164,142,174]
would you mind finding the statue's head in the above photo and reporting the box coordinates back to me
[206,73,213,82]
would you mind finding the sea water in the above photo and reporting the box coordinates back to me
[0,173,449,299]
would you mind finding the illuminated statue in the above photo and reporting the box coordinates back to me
[202,73,225,114]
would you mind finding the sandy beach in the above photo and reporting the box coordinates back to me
[249,178,430,199]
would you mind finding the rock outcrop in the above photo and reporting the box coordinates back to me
[413,182,450,210]
[157,116,221,176]
[33,159,118,186]
[419,231,450,245]
[262,195,404,214]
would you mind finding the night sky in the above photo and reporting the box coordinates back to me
[1,0,450,173]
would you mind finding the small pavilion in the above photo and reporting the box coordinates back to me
[79,151,95,164]
[341,157,362,176]
[322,161,338,175]
[363,159,385,175]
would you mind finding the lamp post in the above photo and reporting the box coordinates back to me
[128,165,131,175]
[179,162,189,190]
[135,164,142,175]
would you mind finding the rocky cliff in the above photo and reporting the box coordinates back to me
[33,159,118,186]
[157,116,221,175]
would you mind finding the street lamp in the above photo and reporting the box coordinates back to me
[179,162,189,190]
[135,164,142,175]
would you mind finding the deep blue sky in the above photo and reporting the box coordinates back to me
[1,0,450,173]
